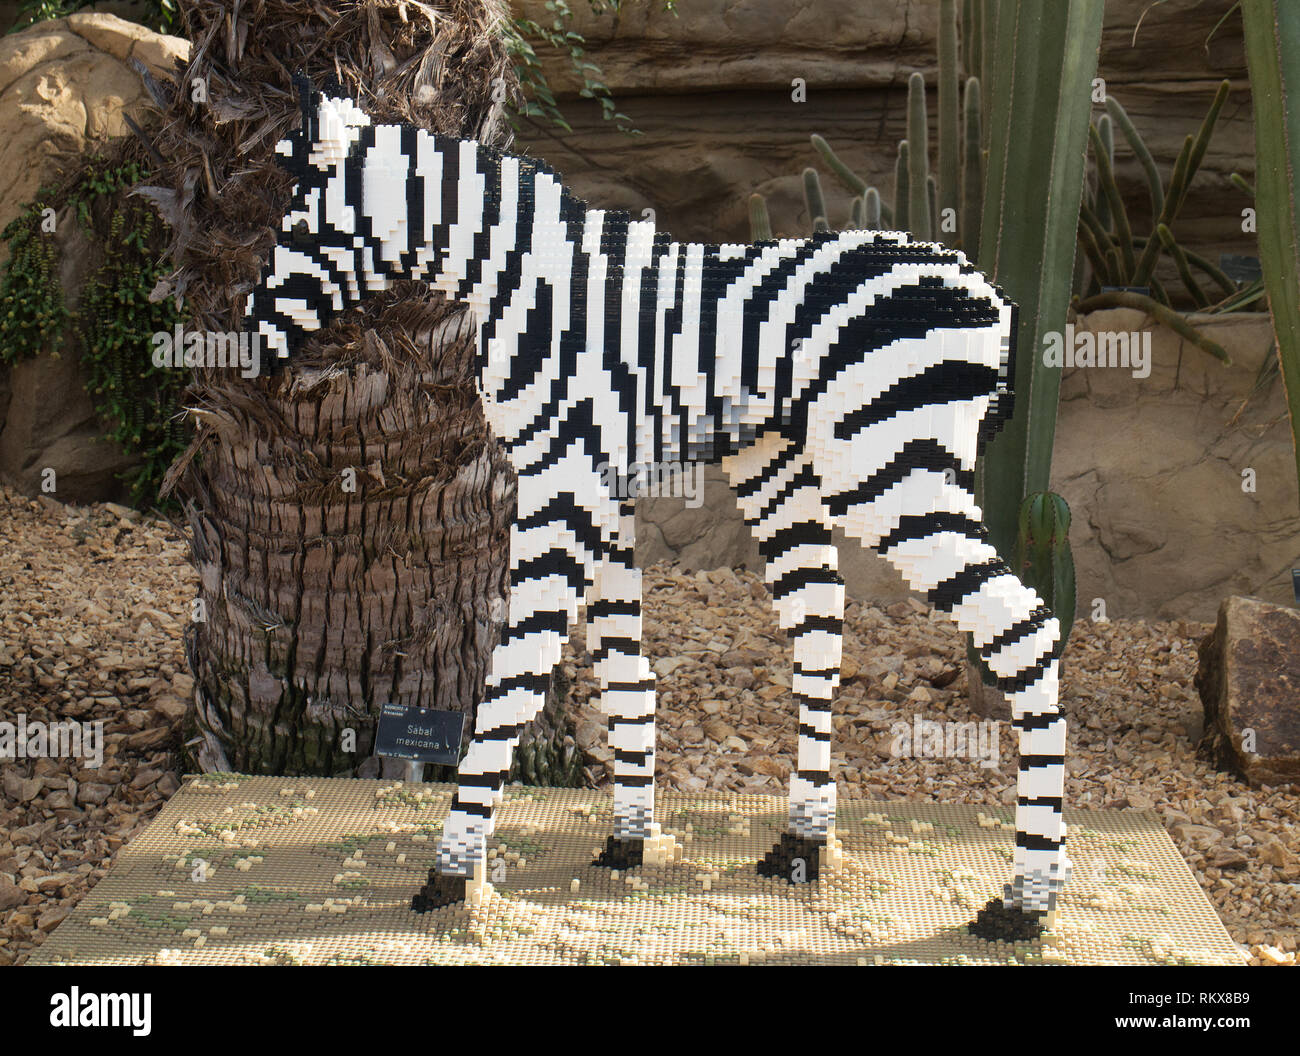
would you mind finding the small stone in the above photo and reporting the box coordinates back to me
[77,783,114,805]
[37,904,71,931]
[653,656,689,678]
[0,879,26,910]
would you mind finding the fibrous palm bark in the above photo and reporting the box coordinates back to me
[144,0,528,776]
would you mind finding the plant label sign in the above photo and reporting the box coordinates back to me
[375,704,464,765]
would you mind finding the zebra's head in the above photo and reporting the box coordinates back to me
[244,80,373,364]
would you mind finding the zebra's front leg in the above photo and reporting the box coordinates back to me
[412,474,594,912]
[587,500,669,869]
[724,434,844,882]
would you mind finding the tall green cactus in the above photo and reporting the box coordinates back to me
[1237,2,1300,510]
[895,140,911,233]
[907,72,933,239]
[938,0,960,245]
[863,187,882,229]
[748,192,772,241]
[964,0,1104,683]
[803,167,829,232]
[976,0,1103,562]
[962,76,983,253]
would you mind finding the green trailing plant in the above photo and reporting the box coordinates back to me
[0,157,190,508]
[79,199,189,508]
[1013,493,1076,662]
[1240,0,1300,507]
[501,0,677,135]
[0,208,67,361]
[8,0,176,33]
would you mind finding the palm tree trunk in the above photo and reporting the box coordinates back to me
[177,298,515,774]
[147,0,525,776]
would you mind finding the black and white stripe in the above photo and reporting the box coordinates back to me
[245,86,1070,917]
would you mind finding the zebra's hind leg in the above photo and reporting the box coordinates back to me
[723,432,844,882]
[587,499,668,870]
[815,439,1070,935]
[413,468,600,912]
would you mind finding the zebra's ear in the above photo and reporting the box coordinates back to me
[271,74,319,180]
[293,74,317,142]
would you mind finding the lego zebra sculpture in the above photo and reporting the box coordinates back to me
[244,83,1071,931]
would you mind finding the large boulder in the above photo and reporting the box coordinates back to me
[0,13,189,503]
[1196,595,1300,788]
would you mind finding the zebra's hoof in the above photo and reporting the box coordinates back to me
[756,832,825,883]
[967,898,1046,942]
[593,836,644,869]
[411,872,467,912]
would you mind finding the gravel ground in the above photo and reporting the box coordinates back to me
[1,483,1296,965]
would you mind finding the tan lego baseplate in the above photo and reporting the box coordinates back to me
[28,777,1244,966]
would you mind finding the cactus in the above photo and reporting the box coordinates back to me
[810,133,868,195]
[1240,0,1300,506]
[1074,78,1248,369]
[962,76,983,253]
[1092,114,1115,236]
[979,0,998,129]
[1133,80,1230,286]
[863,187,882,229]
[1013,493,1076,662]
[966,0,1105,683]
[1078,81,1234,309]
[790,1,978,247]
[907,72,933,239]
[748,192,772,241]
[803,167,829,232]
[1105,95,1164,218]
[938,0,960,244]
[895,140,911,232]
[962,0,974,75]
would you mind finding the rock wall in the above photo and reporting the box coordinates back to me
[0,13,188,502]
[637,310,1297,623]
[1054,309,1295,622]
[513,0,1255,292]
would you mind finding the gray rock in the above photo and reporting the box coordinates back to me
[1196,595,1300,788]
